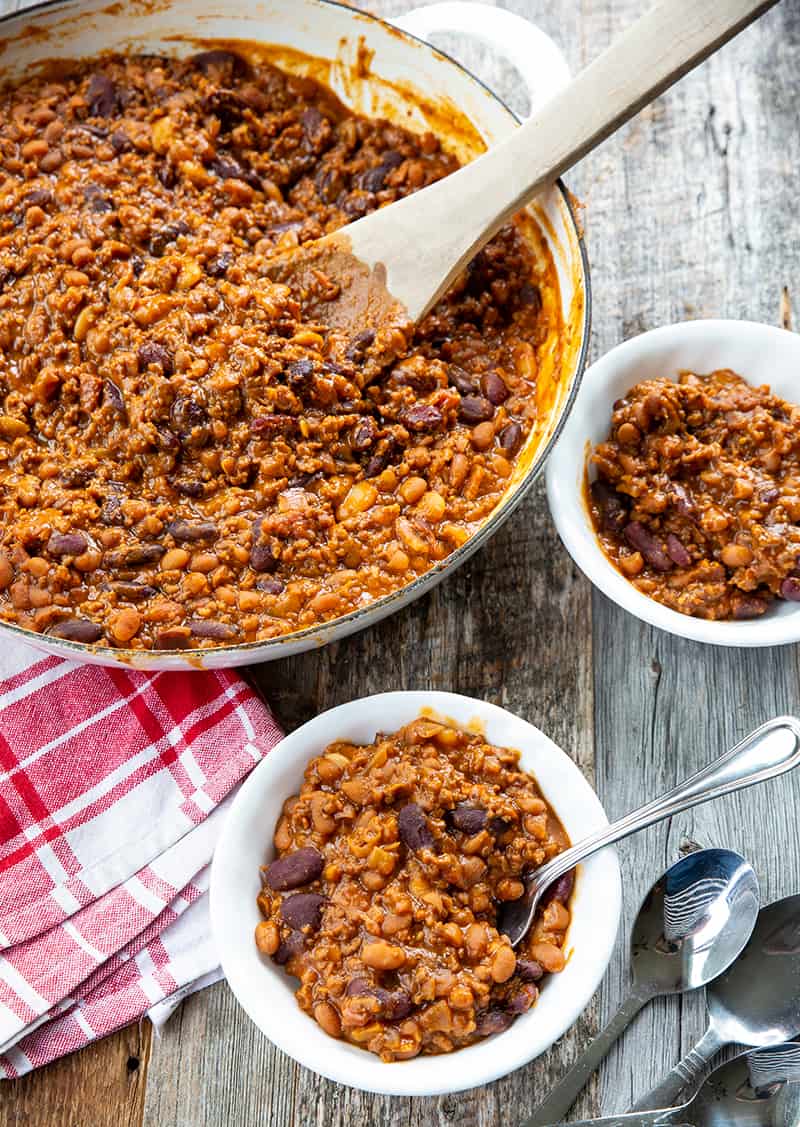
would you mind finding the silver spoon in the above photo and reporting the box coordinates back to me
[633,895,800,1112]
[524,849,760,1126]
[499,717,800,947]
[563,1042,800,1127]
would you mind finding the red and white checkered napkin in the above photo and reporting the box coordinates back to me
[0,641,283,1078]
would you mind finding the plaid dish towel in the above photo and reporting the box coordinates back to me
[0,640,283,1078]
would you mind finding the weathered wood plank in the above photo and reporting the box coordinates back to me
[580,0,800,1115]
[4,1022,151,1127]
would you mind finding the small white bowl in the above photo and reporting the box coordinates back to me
[546,319,800,647]
[210,691,621,1096]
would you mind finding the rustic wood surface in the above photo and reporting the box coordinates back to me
[4,0,800,1124]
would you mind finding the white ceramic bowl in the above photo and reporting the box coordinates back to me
[210,691,621,1096]
[546,319,800,648]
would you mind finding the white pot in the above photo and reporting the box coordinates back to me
[0,0,590,668]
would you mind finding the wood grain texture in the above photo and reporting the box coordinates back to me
[4,1,800,1125]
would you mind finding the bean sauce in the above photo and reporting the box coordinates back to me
[0,51,561,649]
[256,717,572,1060]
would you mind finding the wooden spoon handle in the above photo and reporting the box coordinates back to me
[354,0,776,322]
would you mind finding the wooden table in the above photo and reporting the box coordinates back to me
[6,0,800,1123]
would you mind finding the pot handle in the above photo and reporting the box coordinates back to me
[390,2,571,115]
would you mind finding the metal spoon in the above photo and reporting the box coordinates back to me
[524,849,760,1126]
[633,895,800,1112]
[563,1041,800,1127]
[499,717,800,947]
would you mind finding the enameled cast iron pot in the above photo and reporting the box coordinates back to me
[0,0,591,668]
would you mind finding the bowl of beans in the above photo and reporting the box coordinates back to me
[0,0,589,668]
[546,319,800,646]
[210,691,620,1096]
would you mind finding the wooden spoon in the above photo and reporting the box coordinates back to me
[279,0,776,339]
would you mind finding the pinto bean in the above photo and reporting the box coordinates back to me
[264,847,324,891]
[280,892,325,931]
[398,803,434,851]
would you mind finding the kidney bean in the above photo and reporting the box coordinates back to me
[516,959,545,982]
[781,577,800,601]
[25,188,53,208]
[447,365,480,395]
[170,396,209,447]
[481,371,509,405]
[273,929,305,966]
[732,595,769,620]
[518,282,542,312]
[374,987,414,1020]
[166,519,218,543]
[48,618,103,643]
[251,518,279,573]
[398,803,435,852]
[149,220,190,257]
[156,626,192,649]
[104,379,125,412]
[475,1009,514,1037]
[138,341,174,376]
[345,977,371,996]
[759,486,780,504]
[544,869,575,906]
[401,404,443,432]
[666,533,691,567]
[107,544,164,568]
[351,417,378,450]
[189,620,237,640]
[258,576,285,595]
[210,154,262,190]
[280,892,326,931]
[490,815,510,838]
[110,129,131,153]
[191,49,249,80]
[498,421,523,456]
[109,582,156,601]
[204,90,248,130]
[86,73,120,117]
[507,983,539,1014]
[300,106,333,150]
[459,395,495,424]
[47,531,88,556]
[591,484,627,536]
[345,329,376,361]
[624,522,673,572]
[668,482,695,518]
[449,803,487,834]
[264,846,324,891]
[206,249,233,278]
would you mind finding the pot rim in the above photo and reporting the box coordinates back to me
[0,0,592,665]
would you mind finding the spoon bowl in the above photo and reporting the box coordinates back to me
[566,1043,800,1127]
[631,848,760,994]
[635,895,800,1112]
[523,849,759,1126]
